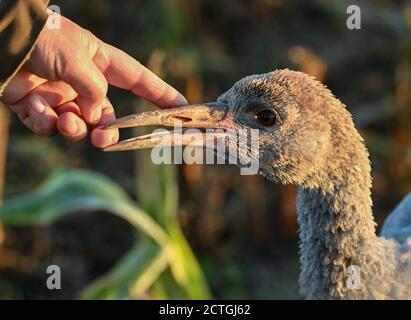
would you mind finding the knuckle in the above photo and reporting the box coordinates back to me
[8,104,27,120]
[92,80,108,99]
[83,29,97,43]
[57,55,78,79]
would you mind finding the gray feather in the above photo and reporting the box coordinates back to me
[381,193,411,244]
[218,69,411,299]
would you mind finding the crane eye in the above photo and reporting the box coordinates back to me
[255,110,277,127]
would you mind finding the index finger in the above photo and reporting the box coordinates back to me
[94,43,188,108]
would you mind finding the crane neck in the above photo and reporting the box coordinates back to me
[296,126,383,299]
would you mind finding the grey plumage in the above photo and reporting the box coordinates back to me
[107,68,411,299]
[217,69,411,299]
[381,194,411,244]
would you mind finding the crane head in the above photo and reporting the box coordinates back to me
[104,69,355,186]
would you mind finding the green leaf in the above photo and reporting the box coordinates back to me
[168,224,211,299]
[136,157,211,299]
[0,170,169,246]
[0,168,211,300]
[81,241,164,300]
[129,245,170,298]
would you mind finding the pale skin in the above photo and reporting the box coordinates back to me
[0,13,187,148]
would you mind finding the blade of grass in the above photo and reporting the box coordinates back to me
[168,224,211,299]
[130,245,170,299]
[81,241,162,300]
[0,170,169,246]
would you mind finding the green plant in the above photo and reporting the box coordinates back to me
[0,167,211,300]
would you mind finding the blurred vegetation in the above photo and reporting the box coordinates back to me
[0,0,410,299]
[0,167,210,299]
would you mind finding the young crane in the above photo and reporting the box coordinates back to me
[104,69,411,299]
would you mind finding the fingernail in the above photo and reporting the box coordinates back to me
[30,95,46,113]
[61,119,78,135]
[68,121,79,135]
[175,94,188,106]
[91,108,102,124]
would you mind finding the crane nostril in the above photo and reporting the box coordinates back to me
[172,116,193,123]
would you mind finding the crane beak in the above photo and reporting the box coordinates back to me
[103,103,234,152]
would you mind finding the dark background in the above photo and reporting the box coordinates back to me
[1,0,410,299]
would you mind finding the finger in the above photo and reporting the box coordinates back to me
[1,68,47,105]
[8,80,78,120]
[55,100,81,116]
[56,102,88,142]
[91,98,119,148]
[94,43,188,108]
[58,56,108,124]
[22,95,58,136]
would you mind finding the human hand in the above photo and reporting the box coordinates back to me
[1,13,187,148]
